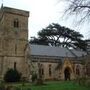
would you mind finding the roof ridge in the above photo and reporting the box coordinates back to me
[66,47,77,57]
[30,44,67,49]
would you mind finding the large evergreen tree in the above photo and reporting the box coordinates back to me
[30,23,87,51]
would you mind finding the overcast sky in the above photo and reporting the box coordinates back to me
[0,0,90,39]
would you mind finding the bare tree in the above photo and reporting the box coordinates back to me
[62,0,90,24]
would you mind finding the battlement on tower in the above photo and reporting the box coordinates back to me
[0,6,29,17]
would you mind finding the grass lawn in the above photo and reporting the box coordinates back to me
[15,81,89,90]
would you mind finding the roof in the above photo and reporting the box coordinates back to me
[30,44,86,57]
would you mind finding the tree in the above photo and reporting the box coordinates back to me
[4,68,21,82]
[62,0,90,24]
[30,23,87,51]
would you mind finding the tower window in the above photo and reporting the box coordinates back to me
[14,19,19,28]
[14,62,17,70]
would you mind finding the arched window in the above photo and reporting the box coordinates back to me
[38,63,44,78]
[41,64,44,75]
[76,65,80,75]
[14,19,19,28]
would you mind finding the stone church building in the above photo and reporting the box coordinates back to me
[0,6,89,81]
[27,44,87,80]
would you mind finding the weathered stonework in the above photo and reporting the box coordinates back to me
[0,6,89,81]
[0,7,29,79]
[28,45,86,80]
[30,58,84,80]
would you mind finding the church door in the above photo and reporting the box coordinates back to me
[64,67,71,80]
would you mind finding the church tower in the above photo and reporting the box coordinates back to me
[0,7,29,79]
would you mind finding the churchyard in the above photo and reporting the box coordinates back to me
[0,80,90,90]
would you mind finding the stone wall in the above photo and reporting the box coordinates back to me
[0,7,29,79]
[30,57,84,80]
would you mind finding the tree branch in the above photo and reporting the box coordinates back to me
[74,5,90,11]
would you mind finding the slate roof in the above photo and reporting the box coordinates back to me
[30,44,86,58]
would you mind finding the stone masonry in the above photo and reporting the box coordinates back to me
[0,7,30,79]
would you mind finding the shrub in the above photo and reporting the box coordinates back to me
[4,68,21,82]
[32,73,37,82]
[0,80,5,90]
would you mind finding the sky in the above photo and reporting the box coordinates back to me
[0,0,90,39]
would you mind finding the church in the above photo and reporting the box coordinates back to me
[0,6,89,81]
[26,44,87,80]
